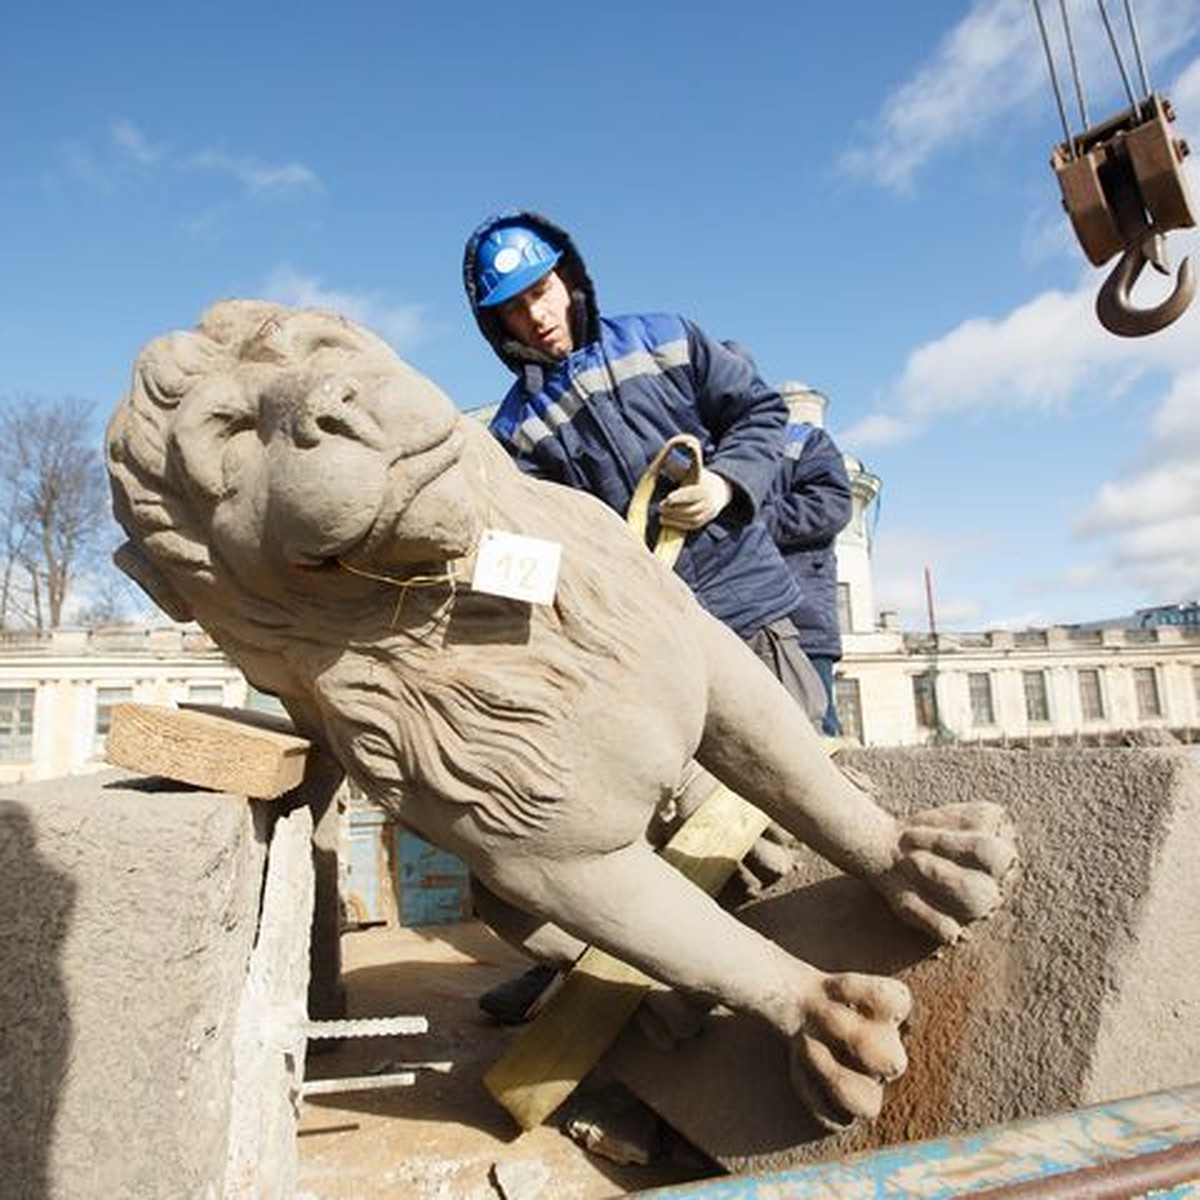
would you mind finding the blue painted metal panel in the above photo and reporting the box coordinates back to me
[395,828,472,927]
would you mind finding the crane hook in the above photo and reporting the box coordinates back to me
[1095,232,1196,337]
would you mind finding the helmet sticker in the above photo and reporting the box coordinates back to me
[494,247,522,275]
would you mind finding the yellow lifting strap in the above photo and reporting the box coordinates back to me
[624,434,702,569]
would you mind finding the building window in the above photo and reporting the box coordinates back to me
[0,688,35,761]
[833,676,863,743]
[95,686,134,753]
[186,684,225,707]
[1134,667,1162,719]
[836,582,851,633]
[968,673,995,726]
[1023,670,1050,723]
[912,673,938,730]
[1078,668,1105,721]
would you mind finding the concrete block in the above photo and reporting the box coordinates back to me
[0,770,267,1199]
[606,746,1200,1172]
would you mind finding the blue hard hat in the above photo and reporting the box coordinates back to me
[474,224,562,308]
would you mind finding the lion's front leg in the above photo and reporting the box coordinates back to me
[480,839,912,1126]
[692,612,1019,941]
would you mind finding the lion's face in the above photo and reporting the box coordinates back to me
[164,309,482,587]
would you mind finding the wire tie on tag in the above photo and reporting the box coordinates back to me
[336,558,460,631]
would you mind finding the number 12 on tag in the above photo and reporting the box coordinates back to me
[471,529,562,606]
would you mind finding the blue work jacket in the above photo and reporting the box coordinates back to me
[761,423,853,658]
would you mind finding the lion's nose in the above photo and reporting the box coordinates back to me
[276,375,361,448]
[305,376,362,446]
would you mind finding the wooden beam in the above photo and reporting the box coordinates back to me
[105,703,311,800]
[483,782,771,1131]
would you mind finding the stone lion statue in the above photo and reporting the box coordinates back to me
[106,300,1017,1130]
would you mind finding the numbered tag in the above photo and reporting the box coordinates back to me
[471,529,562,606]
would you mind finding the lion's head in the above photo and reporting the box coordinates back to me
[107,299,485,629]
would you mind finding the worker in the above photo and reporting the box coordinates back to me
[461,210,824,1021]
[462,211,826,713]
[761,418,854,736]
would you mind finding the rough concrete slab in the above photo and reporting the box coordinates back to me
[0,769,267,1199]
[606,746,1200,1173]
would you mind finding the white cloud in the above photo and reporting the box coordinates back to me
[52,119,320,204]
[1047,559,1111,591]
[839,40,1200,452]
[55,141,118,194]
[261,265,430,353]
[1072,363,1200,602]
[858,284,1200,621]
[871,528,989,628]
[868,290,1200,615]
[1173,54,1200,114]
[839,0,1036,193]
[894,288,1114,417]
[838,412,910,448]
[1069,353,1200,601]
[110,118,163,166]
[844,267,1200,450]
[1079,461,1200,532]
[1096,509,1200,598]
[839,18,1200,625]
[1019,200,1079,267]
[54,117,163,193]
[186,149,319,196]
[1150,366,1200,447]
[852,234,1200,627]
[840,0,1200,193]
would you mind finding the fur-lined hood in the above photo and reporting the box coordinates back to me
[462,210,600,375]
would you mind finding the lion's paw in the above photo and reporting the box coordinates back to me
[788,972,911,1132]
[879,801,1020,944]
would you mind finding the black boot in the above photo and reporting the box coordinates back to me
[478,962,560,1024]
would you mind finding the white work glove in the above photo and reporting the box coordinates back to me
[658,468,733,531]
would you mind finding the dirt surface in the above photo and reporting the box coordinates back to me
[296,921,716,1199]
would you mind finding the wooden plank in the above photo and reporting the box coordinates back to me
[105,703,312,800]
[483,783,771,1131]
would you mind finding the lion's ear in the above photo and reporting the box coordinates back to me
[113,541,195,623]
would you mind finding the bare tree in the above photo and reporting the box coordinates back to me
[0,396,110,631]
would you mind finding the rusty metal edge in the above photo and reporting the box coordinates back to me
[972,1137,1200,1199]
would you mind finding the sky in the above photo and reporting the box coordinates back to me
[4,0,1200,632]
